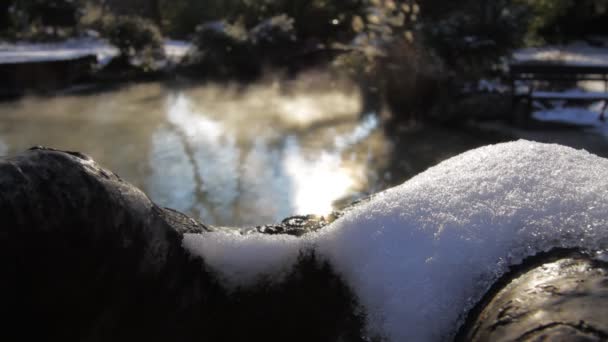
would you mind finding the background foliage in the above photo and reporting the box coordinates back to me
[4,0,608,117]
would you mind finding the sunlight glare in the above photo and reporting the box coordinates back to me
[284,140,356,216]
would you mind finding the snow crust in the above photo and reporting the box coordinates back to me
[183,140,608,341]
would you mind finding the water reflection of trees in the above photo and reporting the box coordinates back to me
[149,92,376,227]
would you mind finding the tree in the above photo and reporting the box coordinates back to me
[421,0,530,74]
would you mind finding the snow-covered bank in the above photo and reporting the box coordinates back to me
[0,38,192,66]
[0,38,118,65]
[184,140,608,341]
[513,40,608,67]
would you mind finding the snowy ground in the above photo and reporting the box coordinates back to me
[513,40,608,67]
[0,37,192,66]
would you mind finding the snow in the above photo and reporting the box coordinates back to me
[513,40,608,67]
[163,40,193,62]
[476,78,509,93]
[185,231,308,286]
[532,89,608,100]
[530,87,608,134]
[0,38,192,65]
[533,102,608,136]
[183,140,608,341]
[0,38,118,65]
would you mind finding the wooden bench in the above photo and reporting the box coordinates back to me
[509,62,608,120]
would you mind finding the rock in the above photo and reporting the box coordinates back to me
[457,250,608,342]
[0,147,365,342]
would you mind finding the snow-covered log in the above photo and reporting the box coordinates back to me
[0,147,364,342]
[1,142,607,342]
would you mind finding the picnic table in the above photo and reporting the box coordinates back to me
[509,62,608,120]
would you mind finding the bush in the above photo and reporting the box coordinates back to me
[250,14,296,46]
[521,0,608,44]
[189,20,258,78]
[249,14,298,65]
[249,0,364,44]
[192,20,248,51]
[422,0,529,76]
[29,0,82,30]
[154,0,365,43]
[1,0,85,40]
[154,0,249,37]
[102,15,164,65]
[520,0,575,44]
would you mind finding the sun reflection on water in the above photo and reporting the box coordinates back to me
[149,84,377,226]
[0,77,384,227]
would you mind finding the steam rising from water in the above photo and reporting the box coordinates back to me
[147,79,378,225]
[0,139,7,156]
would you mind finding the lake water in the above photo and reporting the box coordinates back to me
[0,75,503,227]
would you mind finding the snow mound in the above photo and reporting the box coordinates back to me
[183,140,608,341]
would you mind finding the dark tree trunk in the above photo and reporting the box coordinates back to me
[149,0,163,31]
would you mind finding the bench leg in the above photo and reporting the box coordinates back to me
[600,101,608,122]
[526,95,533,120]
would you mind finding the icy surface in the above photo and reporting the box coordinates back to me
[183,140,608,341]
